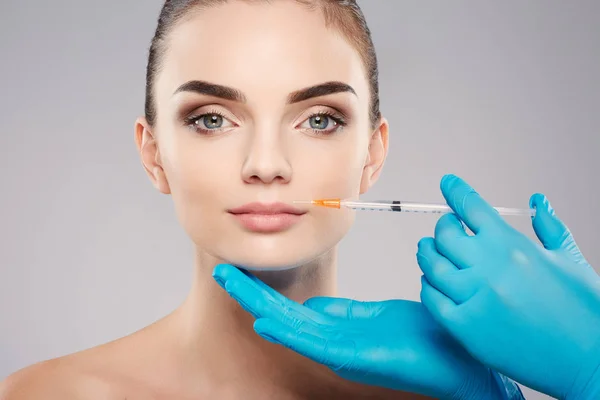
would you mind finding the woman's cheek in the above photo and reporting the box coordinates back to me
[316,157,366,199]
[162,144,231,233]
[307,157,363,241]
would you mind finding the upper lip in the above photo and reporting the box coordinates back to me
[228,202,307,215]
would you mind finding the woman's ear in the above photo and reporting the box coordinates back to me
[359,117,389,194]
[134,117,171,194]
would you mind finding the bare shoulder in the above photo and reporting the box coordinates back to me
[0,356,116,400]
[0,323,171,400]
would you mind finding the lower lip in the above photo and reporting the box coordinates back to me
[230,213,304,233]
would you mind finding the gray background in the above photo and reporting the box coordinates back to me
[1,1,599,399]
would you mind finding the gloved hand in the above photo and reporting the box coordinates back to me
[213,264,524,400]
[417,174,600,399]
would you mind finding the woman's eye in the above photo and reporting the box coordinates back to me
[311,115,331,129]
[203,114,224,129]
[187,112,235,133]
[299,113,343,134]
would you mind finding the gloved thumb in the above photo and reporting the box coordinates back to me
[530,193,586,263]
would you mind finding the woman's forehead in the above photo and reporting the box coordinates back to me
[156,1,369,103]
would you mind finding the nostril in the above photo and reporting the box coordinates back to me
[244,174,289,185]
[244,175,262,184]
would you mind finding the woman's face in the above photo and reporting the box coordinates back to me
[136,0,388,270]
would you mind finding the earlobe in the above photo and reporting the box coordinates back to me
[359,118,390,194]
[134,117,171,195]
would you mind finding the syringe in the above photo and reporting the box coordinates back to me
[293,198,536,217]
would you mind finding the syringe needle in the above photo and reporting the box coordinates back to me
[294,198,535,217]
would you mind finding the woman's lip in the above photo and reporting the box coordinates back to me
[228,202,307,215]
[230,213,304,233]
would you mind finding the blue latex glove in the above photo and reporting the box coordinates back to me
[417,174,600,399]
[213,264,525,400]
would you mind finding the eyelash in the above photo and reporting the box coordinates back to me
[184,109,348,136]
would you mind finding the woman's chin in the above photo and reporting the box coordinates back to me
[236,263,302,271]
[227,256,310,271]
[204,229,345,271]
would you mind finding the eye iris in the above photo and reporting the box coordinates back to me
[309,115,330,130]
[203,114,223,129]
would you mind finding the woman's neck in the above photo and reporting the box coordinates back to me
[168,247,340,396]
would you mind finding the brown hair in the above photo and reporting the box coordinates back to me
[144,0,380,128]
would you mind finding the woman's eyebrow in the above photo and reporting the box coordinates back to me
[172,80,356,104]
[287,82,357,104]
[173,80,247,102]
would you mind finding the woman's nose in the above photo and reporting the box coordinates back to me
[241,132,292,185]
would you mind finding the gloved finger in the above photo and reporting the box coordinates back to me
[240,268,341,323]
[419,275,459,327]
[433,213,479,268]
[303,297,385,320]
[254,318,354,370]
[530,193,587,264]
[214,263,291,312]
[417,239,479,304]
[229,276,329,324]
[213,264,328,324]
[224,278,333,335]
[440,174,506,234]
